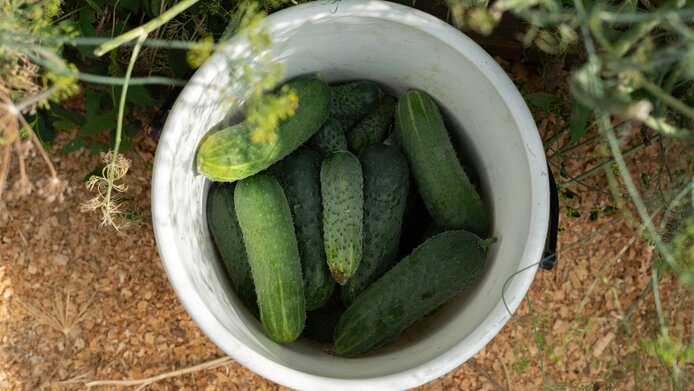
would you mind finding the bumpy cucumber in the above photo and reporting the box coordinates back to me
[275,147,335,310]
[302,303,346,343]
[334,230,488,357]
[329,81,383,126]
[341,144,409,306]
[310,117,348,156]
[320,151,364,285]
[395,89,488,235]
[196,74,329,182]
[234,173,305,343]
[206,183,258,315]
[347,96,397,154]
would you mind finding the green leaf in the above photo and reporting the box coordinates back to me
[525,92,562,112]
[60,137,85,154]
[51,104,86,126]
[145,0,162,17]
[168,49,190,78]
[116,0,140,13]
[81,110,117,136]
[569,100,592,141]
[126,120,142,137]
[90,142,109,155]
[86,89,101,120]
[77,8,99,57]
[114,85,157,107]
[84,0,106,16]
[83,164,105,182]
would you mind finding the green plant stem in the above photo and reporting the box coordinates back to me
[14,86,60,112]
[659,181,693,232]
[104,34,145,210]
[642,115,693,139]
[571,234,639,327]
[525,294,547,386]
[654,69,682,118]
[543,125,570,149]
[574,0,680,274]
[602,116,681,274]
[620,278,654,329]
[639,76,694,121]
[612,20,660,58]
[19,46,187,86]
[557,138,653,190]
[2,33,218,51]
[94,0,201,56]
[597,8,694,23]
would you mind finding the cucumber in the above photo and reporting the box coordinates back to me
[341,144,409,306]
[275,147,335,310]
[310,117,348,156]
[329,81,383,126]
[334,230,488,357]
[321,151,364,285]
[395,89,488,235]
[206,183,258,315]
[347,96,397,154]
[196,74,329,182]
[302,303,346,343]
[234,173,305,343]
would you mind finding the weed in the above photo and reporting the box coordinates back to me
[15,289,97,340]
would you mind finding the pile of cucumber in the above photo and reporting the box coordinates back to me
[198,74,493,357]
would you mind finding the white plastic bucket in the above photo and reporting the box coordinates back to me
[152,1,550,389]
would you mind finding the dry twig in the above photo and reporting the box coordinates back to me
[83,356,233,389]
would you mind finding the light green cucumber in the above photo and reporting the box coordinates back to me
[196,74,329,182]
[329,81,383,126]
[206,182,258,315]
[320,151,363,285]
[310,117,348,156]
[275,147,335,310]
[334,230,489,357]
[395,89,488,235]
[341,144,409,306]
[347,96,397,154]
[234,173,305,343]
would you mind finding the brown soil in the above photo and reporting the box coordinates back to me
[1,64,692,391]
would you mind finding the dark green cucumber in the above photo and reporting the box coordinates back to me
[302,303,346,343]
[334,230,488,357]
[321,151,364,285]
[310,117,348,156]
[234,173,305,343]
[341,144,409,306]
[196,74,329,182]
[206,183,258,315]
[395,89,488,235]
[275,147,335,310]
[329,81,383,126]
[347,96,397,154]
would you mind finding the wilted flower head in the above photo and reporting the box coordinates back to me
[81,151,140,233]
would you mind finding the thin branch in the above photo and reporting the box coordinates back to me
[14,85,59,112]
[94,0,201,56]
[467,359,507,391]
[104,33,145,207]
[558,138,653,190]
[526,294,547,385]
[0,144,11,201]
[16,113,57,179]
[639,75,694,121]
[84,356,232,387]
